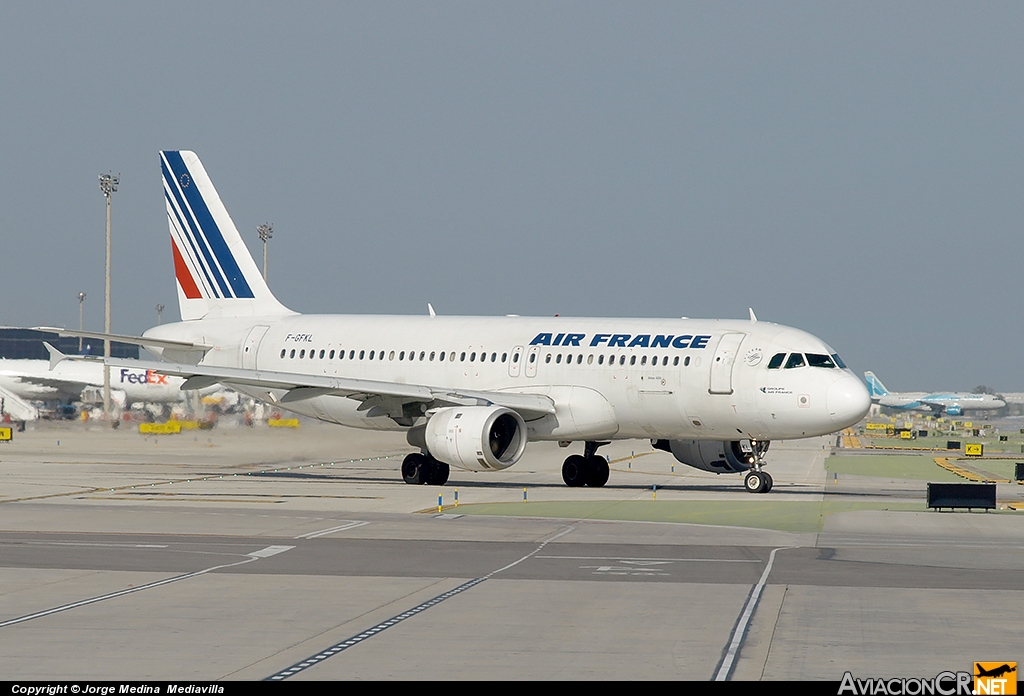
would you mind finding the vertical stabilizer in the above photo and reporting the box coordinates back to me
[863,371,889,398]
[161,151,294,321]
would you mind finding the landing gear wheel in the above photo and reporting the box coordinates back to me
[744,471,768,494]
[427,461,450,486]
[402,453,427,485]
[562,455,590,487]
[586,455,609,487]
[761,472,773,492]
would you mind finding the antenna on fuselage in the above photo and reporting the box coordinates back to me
[428,303,436,317]
[749,308,758,323]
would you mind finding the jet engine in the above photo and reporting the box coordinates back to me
[425,405,528,471]
[651,439,767,474]
[944,405,962,416]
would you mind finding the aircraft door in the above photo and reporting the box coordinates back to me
[508,346,523,377]
[708,332,746,395]
[524,346,540,378]
[241,325,270,370]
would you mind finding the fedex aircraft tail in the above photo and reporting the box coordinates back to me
[161,151,294,321]
[863,371,889,398]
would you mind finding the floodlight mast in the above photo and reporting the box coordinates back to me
[99,172,119,421]
[77,292,86,351]
[257,223,273,281]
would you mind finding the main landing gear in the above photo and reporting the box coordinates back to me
[402,452,450,486]
[742,439,773,493]
[562,441,610,488]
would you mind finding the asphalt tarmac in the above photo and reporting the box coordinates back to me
[0,420,1020,681]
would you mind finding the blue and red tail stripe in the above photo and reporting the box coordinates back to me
[161,151,254,300]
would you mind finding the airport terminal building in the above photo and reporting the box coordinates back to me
[0,328,138,360]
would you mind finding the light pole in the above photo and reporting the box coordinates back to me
[156,304,164,325]
[77,292,86,352]
[99,172,119,420]
[257,223,273,281]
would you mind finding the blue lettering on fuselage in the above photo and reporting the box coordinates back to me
[530,332,712,349]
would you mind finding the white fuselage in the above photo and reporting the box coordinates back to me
[143,314,870,443]
[0,359,187,405]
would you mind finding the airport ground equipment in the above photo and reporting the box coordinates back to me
[926,482,996,511]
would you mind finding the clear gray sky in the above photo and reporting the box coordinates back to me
[1,3,1021,391]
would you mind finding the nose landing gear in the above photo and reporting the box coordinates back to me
[742,439,773,493]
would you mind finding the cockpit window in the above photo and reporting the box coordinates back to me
[767,353,786,369]
[806,353,835,368]
[831,353,847,369]
[784,353,806,369]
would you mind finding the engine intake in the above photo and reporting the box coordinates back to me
[425,406,528,471]
[651,439,766,474]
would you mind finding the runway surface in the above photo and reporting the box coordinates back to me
[0,421,1021,680]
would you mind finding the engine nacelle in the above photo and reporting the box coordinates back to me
[651,439,765,474]
[944,404,962,416]
[425,406,528,472]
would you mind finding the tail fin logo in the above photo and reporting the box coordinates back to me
[162,151,254,301]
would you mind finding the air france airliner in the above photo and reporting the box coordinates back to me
[48,151,870,493]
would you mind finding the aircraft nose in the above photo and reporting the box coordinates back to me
[827,373,871,428]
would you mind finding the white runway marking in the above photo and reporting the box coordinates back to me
[294,521,369,538]
[713,545,791,681]
[265,525,578,681]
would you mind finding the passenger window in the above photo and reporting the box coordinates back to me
[450,352,456,361]
[806,353,835,368]
[556,354,562,364]
[300,350,305,359]
[598,355,604,365]
[460,352,466,362]
[684,356,690,366]
[630,355,636,366]
[587,355,593,365]
[319,350,325,359]
[470,352,476,362]
[359,350,365,360]
[329,350,335,359]
[399,351,405,361]
[673,356,679,366]
[784,353,806,369]
[280,349,286,359]
[502,353,507,362]
[641,355,647,366]
[767,353,786,369]
[529,353,536,363]
[619,355,626,365]
[349,350,355,359]
[545,354,552,363]
[577,355,583,364]
[429,351,435,361]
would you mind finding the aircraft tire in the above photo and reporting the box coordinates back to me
[562,455,590,487]
[402,453,427,485]
[586,455,610,487]
[744,471,767,494]
[429,461,450,486]
[762,472,773,492]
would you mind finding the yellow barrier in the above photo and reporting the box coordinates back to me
[268,419,300,428]
[139,422,182,435]
[0,427,11,442]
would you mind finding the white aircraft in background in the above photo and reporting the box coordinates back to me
[45,150,870,493]
[864,371,1004,416]
[0,358,192,420]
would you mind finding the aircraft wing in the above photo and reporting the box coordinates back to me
[8,374,95,396]
[95,357,557,421]
[34,327,212,353]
